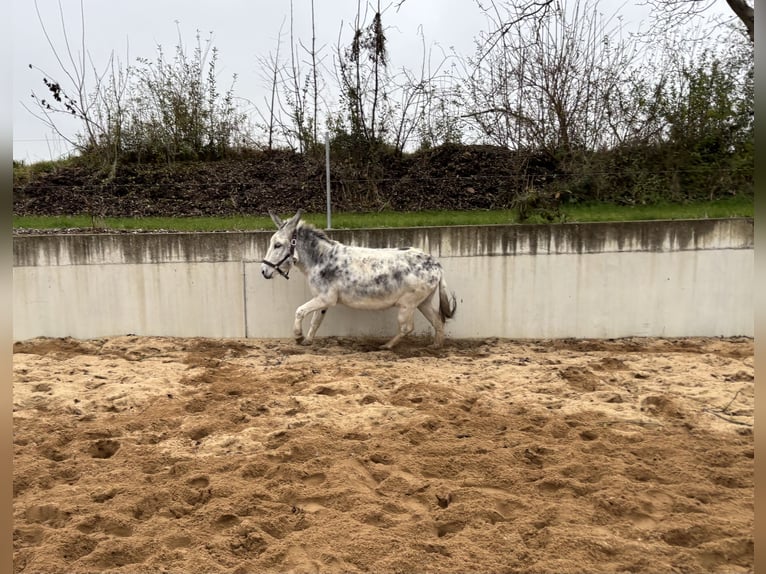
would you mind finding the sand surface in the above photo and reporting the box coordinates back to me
[13,335,754,573]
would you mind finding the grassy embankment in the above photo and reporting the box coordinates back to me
[13,195,753,232]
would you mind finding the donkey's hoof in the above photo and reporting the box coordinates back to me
[429,338,445,349]
[299,338,314,346]
[294,335,305,345]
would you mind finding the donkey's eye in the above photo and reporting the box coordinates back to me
[274,242,282,249]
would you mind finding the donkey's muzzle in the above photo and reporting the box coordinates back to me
[261,258,290,279]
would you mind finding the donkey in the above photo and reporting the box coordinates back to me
[261,210,457,349]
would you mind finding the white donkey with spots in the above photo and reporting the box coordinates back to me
[261,210,457,349]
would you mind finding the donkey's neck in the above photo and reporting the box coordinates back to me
[294,223,337,270]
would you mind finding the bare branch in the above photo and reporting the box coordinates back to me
[642,0,753,42]
[473,0,556,64]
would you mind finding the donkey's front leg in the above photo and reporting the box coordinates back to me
[305,309,328,344]
[294,297,333,345]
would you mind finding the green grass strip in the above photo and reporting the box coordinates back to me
[13,196,752,232]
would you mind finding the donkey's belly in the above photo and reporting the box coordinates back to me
[337,292,400,310]
[337,282,433,310]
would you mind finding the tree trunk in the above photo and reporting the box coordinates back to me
[725,0,754,41]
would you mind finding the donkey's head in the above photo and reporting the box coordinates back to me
[261,210,303,279]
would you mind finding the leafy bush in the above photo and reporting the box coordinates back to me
[31,28,251,168]
[121,31,249,163]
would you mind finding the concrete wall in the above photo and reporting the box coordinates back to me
[13,218,754,341]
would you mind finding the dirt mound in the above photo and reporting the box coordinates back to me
[13,336,753,573]
[13,145,550,218]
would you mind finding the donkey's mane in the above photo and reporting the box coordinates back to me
[297,221,335,244]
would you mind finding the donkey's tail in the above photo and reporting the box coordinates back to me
[438,272,457,322]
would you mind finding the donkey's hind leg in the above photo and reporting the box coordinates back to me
[418,292,445,348]
[381,305,416,349]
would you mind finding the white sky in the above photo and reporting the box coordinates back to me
[12,0,732,163]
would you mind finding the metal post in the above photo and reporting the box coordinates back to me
[325,131,332,229]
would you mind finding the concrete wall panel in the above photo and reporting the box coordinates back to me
[13,219,753,341]
[14,262,245,340]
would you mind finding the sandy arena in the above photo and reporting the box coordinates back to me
[13,335,754,573]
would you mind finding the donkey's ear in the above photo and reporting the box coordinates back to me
[269,210,284,228]
[287,209,303,227]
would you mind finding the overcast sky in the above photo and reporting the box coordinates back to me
[12,0,730,163]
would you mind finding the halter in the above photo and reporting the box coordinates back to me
[262,229,298,279]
